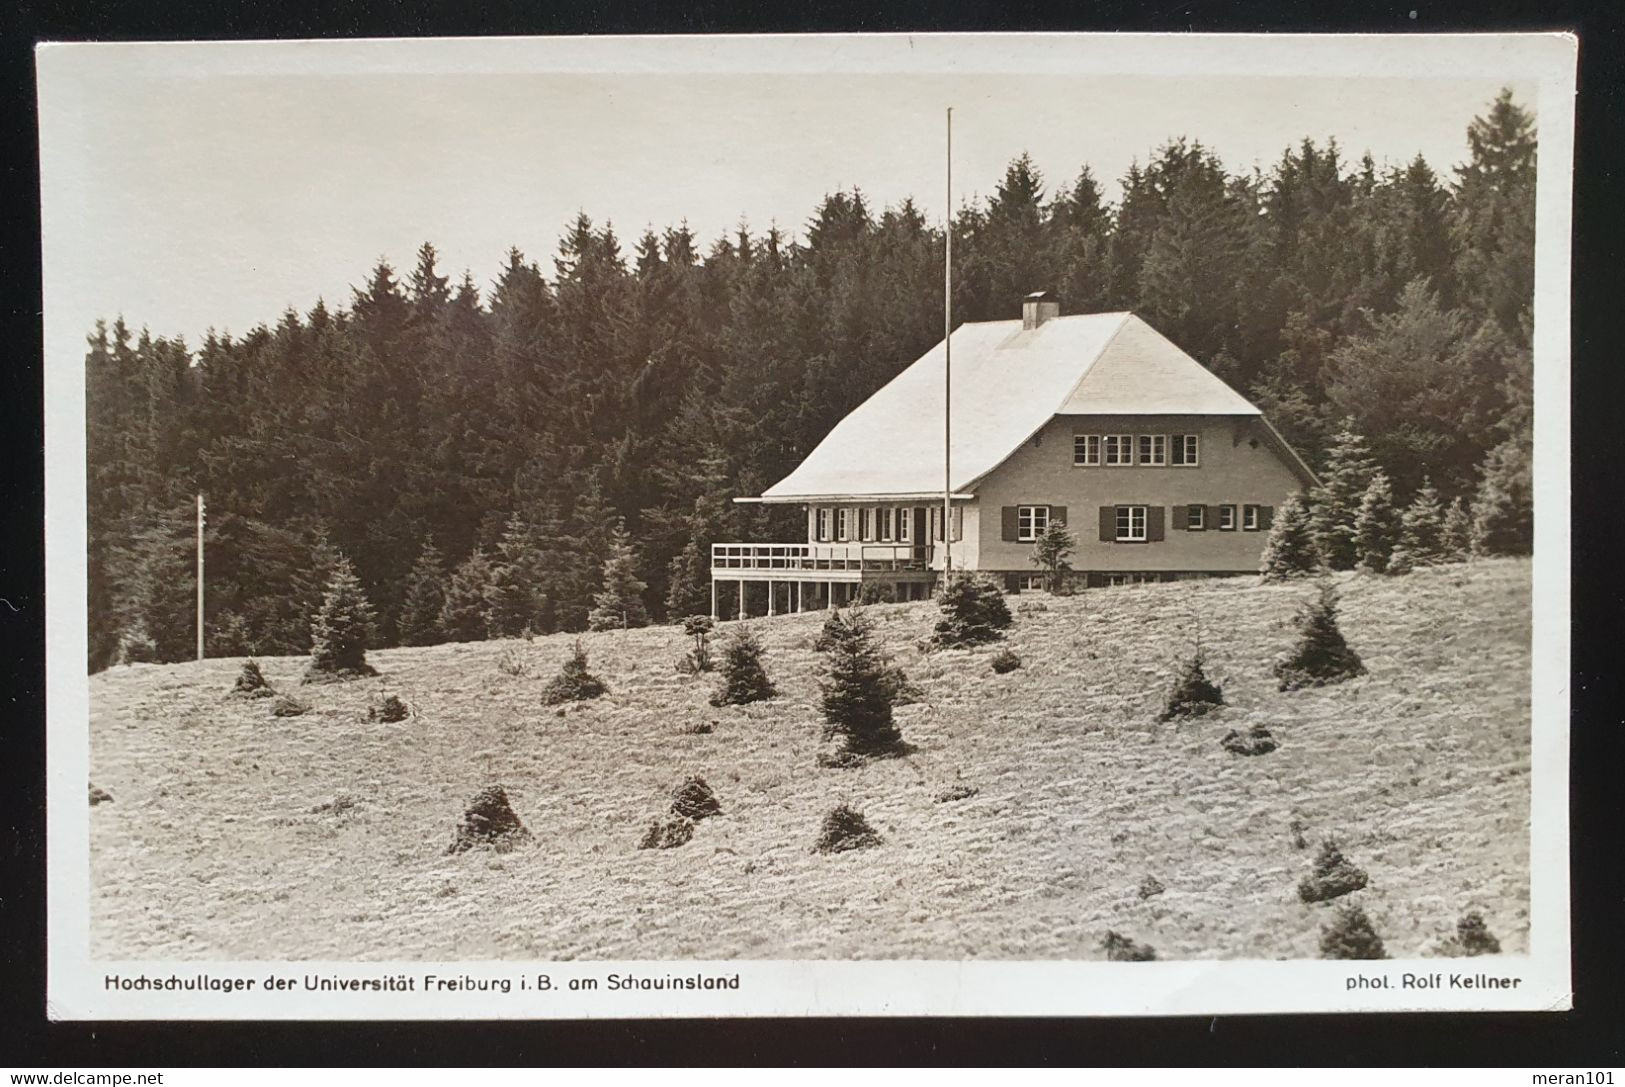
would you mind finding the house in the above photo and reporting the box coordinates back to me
[710,293,1317,618]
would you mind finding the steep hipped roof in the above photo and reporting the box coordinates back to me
[760,312,1278,500]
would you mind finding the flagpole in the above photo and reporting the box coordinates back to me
[196,492,205,661]
[943,106,953,576]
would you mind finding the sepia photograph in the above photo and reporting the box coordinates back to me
[37,32,1575,1018]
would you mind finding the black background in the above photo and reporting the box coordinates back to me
[2,0,1620,1067]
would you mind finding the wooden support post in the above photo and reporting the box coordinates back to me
[797,581,804,612]
[710,578,717,620]
[767,579,776,617]
[738,579,746,621]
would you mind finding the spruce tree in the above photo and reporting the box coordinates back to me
[587,519,650,631]
[930,574,1013,648]
[439,549,495,643]
[1352,472,1401,574]
[486,513,546,637]
[1274,581,1366,691]
[818,608,903,756]
[305,556,378,681]
[398,537,448,647]
[1393,476,1445,570]
[1029,518,1075,593]
[710,625,776,706]
[1440,496,1473,561]
[1259,492,1321,582]
[1309,418,1377,570]
[1471,431,1533,555]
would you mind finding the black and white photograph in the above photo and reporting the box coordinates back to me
[37,32,1575,1019]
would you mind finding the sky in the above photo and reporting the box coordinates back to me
[38,38,1539,347]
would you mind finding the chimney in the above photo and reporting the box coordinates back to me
[1022,290,1060,330]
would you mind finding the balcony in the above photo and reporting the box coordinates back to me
[710,542,933,577]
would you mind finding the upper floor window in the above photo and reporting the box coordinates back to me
[1243,504,1262,532]
[1186,504,1206,531]
[1115,505,1148,542]
[880,508,896,541]
[898,508,913,543]
[1138,434,1167,466]
[837,508,853,541]
[1103,434,1134,466]
[1218,504,1237,531]
[1073,434,1101,466]
[858,507,874,541]
[1018,504,1051,542]
[1171,434,1199,466]
[815,507,831,542]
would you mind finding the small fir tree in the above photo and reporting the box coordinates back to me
[1029,519,1075,593]
[1160,647,1224,721]
[665,537,710,620]
[540,639,607,704]
[679,614,715,673]
[398,537,448,647]
[1395,476,1445,568]
[710,625,776,706]
[1352,472,1402,574]
[1259,492,1321,582]
[1309,418,1377,570]
[818,608,904,756]
[1440,496,1473,561]
[1471,432,1533,555]
[1320,905,1388,960]
[305,555,378,680]
[930,574,1013,648]
[1274,581,1366,691]
[486,513,547,637]
[439,549,495,642]
[587,520,650,631]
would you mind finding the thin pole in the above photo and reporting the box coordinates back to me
[943,106,953,576]
[195,493,205,661]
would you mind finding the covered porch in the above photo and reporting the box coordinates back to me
[708,542,939,619]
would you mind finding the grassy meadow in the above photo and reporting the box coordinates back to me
[88,559,1532,961]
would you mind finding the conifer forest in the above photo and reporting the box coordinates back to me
[84,91,1536,670]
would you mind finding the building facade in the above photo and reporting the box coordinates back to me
[710,296,1316,617]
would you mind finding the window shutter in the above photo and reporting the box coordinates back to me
[1002,506,1019,541]
[807,507,817,540]
[1171,504,1188,531]
[916,508,928,544]
[1052,505,1068,530]
[1148,506,1165,542]
[1099,506,1114,542]
[1207,504,1222,528]
[1261,505,1276,529]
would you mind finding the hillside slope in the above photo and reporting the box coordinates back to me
[89,559,1532,961]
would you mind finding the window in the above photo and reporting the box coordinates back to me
[1115,505,1148,542]
[858,507,874,541]
[1138,434,1167,466]
[1107,572,1161,587]
[1243,504,1261,531]
[1019,574,1047,591]
[815,508,831,542]
[898,508,913,543]
[1103,434,1134,466]
[1074,434,1101,466]
[837,508,852,541]
[1186,505,1206,531]
[880,508,896,541]
[1218,505,1237,531]
[1018,505,1051,542]
[1171,434,1199,466]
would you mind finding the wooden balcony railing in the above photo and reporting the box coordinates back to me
[711,542,931,573]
